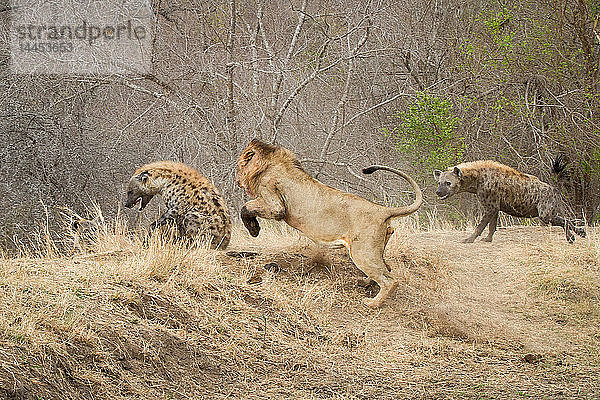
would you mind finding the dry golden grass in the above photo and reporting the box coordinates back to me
[0,215,599,399]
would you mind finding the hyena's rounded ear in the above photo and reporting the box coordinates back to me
[138,171,149,183]
[70,216,86,231]
[90,215,102,227]
[433,169,442,180]
[453,166,462,178]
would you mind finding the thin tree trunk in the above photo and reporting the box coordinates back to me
[225,0,237,147]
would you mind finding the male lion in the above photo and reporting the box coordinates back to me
[236,139,423,308]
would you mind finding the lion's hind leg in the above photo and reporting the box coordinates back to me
[348,239,398,308]
[384,226,395,250]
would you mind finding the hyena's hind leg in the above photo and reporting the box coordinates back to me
[183,211,230,249]
[560,216,586,240]
[539,203,585,243]
[538,194,586,243]
[551,216,575,243]
[573,223,586,238]
[544,214,585,243]
[482,211,499,242]
[464,210,498,243]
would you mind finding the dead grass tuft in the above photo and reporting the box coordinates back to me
[530,236,600,323]
[534,270,599,302]
[407,307,471,341]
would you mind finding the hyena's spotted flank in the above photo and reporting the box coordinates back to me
[125,161,231,249]
[433,156,586,243]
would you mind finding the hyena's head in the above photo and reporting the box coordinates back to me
[124,170,158,211]
[433,166,463,200]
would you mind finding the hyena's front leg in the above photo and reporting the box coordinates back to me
[141,207,180,246]
[150,207,180,231]
[464,210,497,243]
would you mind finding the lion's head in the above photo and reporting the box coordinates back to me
[236,139,302,197]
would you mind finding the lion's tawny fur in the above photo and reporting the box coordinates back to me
[236,139,423,308]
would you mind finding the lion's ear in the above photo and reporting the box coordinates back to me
[244,151,255,164]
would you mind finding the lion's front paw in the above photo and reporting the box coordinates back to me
[244,217,260,237]
[241,206,261,237]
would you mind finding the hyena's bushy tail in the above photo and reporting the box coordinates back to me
[551,154,572,192]
[552,154,569,177]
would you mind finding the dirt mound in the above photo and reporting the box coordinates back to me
[1,226,599,399]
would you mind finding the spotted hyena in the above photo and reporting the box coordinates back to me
[124,161,231,249]
[433,156,586,243]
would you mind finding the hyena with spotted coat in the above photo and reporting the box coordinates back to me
[433,157,586,243]
[125,161,231,249]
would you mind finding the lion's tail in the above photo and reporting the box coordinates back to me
[362,165,423,218]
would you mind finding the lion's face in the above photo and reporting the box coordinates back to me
[124,171,158,211]
[236,143,262,197]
